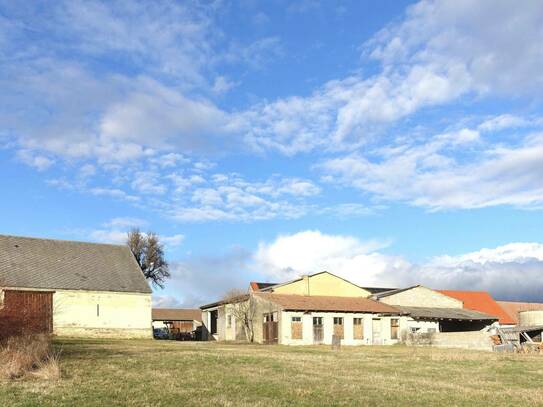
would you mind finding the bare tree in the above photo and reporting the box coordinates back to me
[223,289,256,343]
[127,229,170,289]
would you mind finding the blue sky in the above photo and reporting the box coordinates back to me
[2,0,543,306]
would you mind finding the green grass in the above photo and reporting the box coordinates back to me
[1,339,542,406]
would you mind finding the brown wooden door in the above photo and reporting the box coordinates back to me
[313,317,323,344]
[263,312,278,344]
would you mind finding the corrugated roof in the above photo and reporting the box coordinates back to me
[438,290,514,325]
[497,301,543,325]
[0,234,151,294]
[255,293,401,314]
[152,308,202,322]
[361,286,397,294]
[396,306,498,321]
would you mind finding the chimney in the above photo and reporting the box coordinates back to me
[303,275,310,296]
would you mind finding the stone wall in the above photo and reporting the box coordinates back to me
[431,331,494,351]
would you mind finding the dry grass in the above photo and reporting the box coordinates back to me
[0,335,61,381]
[0,339,542,406]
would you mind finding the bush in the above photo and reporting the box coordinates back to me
[0,334,61,380]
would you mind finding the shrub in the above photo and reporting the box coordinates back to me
[0,334,61,380]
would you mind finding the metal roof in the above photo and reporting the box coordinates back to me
[397,306,498,321]
[152,308,202,322]
[0,234,151,294]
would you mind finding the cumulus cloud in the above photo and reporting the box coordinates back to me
[253,230,395,285]
[161,231,543,306]
[253,231,543,302]
[321,120,543,210]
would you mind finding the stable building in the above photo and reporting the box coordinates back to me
[200,271,407,345]
[372,285,498,333]
[0,234,152,338]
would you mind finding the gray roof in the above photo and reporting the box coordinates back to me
[398,306,497,321]
[0,234,151,294]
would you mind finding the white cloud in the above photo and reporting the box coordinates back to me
[253,230,543,301]
[152,295,183,308]
[321,123,543,210]
[253,230,393,284]
[16,150,55,171]
[104,217,148,229]
[399,243,543,301]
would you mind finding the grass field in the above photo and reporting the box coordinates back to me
[1,339,542,406]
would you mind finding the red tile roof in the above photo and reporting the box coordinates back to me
[437,290,515,325]
[497,301,543,325]
[255,293,401,314]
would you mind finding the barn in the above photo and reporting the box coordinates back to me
[152,308,202,338]
[0,234,152,338]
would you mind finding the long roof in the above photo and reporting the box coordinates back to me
[497,301,543,325]
[437,290,514,325]
[396,306,498,321]
[255,293,401,314]
[152,308,202,322]
[0,234,151,294]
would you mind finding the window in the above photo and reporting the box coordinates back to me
[226,314,232,328]
[291,316,303,340]
[353,318,364,340]
[333,317,344,339]
[391,318,400,340]
[313,317,323,326]
[264,312,278,323]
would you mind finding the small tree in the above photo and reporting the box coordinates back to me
[127,229,170,289]
[224,289,256,343]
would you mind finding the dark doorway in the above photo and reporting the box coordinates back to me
[210,310,218,335]
[313,317,324,344]
[263,312,278,344]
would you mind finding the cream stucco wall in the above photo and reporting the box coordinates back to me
[53,289,152,338]
[271,272,371,297]
[379,286,463,308]
[279,311,408,346]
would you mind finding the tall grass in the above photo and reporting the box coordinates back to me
[0,334,61,380]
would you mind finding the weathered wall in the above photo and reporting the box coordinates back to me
[0,289,53,339]
[272,273,371,297]
[53,289,152,338]
[430,331,494,351]
[279,311,408,346]
[380,286,463,308]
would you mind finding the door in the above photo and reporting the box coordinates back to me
[263,312,278,344]
[372,318,381,345]
[313,317,324,344]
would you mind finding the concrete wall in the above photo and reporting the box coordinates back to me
[53,289,152,338]
[279,311,408,346]
[380,286,463,308]
[430,331,494,351]
[272,272,371,297]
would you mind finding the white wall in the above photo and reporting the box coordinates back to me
[280,311,407,346]
[53,289,152,338]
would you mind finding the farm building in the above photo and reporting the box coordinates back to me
[0,234,152,338]
[201,272,408,345]
[438,290,515,326]
[497,301,543,325]
[152,308,202,334]
[200,272,502,348]
[372,286,498,332]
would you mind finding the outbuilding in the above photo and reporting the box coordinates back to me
[0,234,152,338]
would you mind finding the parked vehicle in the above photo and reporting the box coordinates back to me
[153,328,169,340]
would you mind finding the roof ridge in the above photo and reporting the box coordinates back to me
[0,233,127,248]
